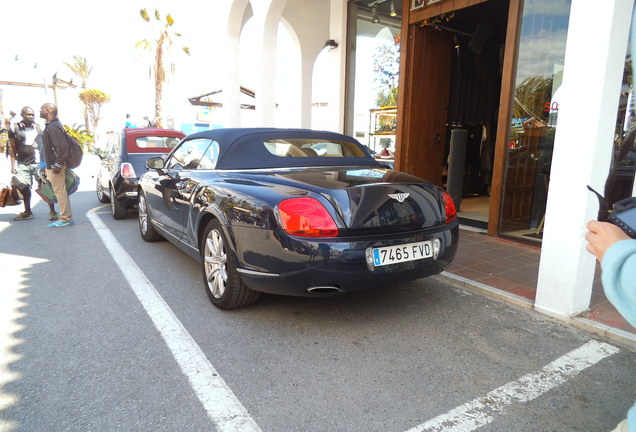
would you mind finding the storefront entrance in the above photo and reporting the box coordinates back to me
[397,0,509,230]
[395,0,575,244]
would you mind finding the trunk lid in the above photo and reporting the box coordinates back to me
[248,167,447,232]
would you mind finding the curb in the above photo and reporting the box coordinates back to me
[437,272,636,352]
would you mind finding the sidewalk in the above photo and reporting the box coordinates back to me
[440,227,636,348]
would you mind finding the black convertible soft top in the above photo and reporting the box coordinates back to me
[183,128,383,170]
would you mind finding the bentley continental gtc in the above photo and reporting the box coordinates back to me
[137,128,459,309]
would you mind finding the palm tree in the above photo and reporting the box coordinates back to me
[137,9,190,128]
[513,75,553,120]
[64,56,93,130]
[79,89,110,144]
[64,56,92,88]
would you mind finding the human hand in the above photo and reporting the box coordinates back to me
[10,166,16,174]
[585,220,630,263]
[52,166,61,175]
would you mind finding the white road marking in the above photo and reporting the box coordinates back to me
[406,339,620,432]
[87,209,262,432]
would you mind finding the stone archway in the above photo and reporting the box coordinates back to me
[220,0,344,130]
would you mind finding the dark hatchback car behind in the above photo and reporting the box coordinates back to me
[96,128,185,219]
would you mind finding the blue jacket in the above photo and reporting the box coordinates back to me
[601,238,636,430]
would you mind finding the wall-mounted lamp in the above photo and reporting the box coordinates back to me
[323,39,339,50]
[390,0,397,17]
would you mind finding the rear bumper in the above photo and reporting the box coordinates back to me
[112,177,139,207]
[232,223,459,296]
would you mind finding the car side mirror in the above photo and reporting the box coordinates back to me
[146,156,165,170]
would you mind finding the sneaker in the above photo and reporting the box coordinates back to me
[49,211,58,221]
[47,220,74,228]
[13,212,34,221]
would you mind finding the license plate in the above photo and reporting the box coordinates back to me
[370,240,434,267]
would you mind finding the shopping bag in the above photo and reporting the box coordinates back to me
[35,170,80,204]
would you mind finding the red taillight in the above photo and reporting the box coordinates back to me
[121,163,137,179]
[441,190,457,223]
[278,197,339,237]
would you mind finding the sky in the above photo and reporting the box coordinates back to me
[515,0,571,86]
[0,1,223,132]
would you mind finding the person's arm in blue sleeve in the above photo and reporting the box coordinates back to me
[599,237,636,326]
[586,220,636,326]
[586,220,636,432]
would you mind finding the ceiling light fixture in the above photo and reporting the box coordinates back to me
[371,5,380,23]
[390,0,397,17]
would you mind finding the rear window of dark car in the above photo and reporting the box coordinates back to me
[128,136,182,153]
[263,139,367,158]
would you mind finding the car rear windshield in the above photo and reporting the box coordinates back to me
[128,136,182,153]
[263,139,368,158]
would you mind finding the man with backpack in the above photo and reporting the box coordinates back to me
[8,106,57,221]
[40,103,74,227]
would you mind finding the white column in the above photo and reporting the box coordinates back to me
[299,51,315,129]
[251,0,286,127]
[327,0,348,132]
[534,0,634,317]
[221,0,247,128]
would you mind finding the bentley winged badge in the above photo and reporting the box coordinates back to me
[388,193,409,202]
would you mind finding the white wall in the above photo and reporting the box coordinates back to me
[219,0,345,131]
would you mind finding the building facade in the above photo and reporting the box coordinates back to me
[219,0,635,320]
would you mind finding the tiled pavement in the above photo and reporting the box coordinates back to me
[442,228,635,342]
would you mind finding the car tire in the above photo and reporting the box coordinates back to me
[201,219,260,310]
[138,192,162,242]
[96,178,110,203]
[110,185,128,220]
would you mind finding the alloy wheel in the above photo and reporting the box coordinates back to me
[138,194,148,235]
[204,228,227,299]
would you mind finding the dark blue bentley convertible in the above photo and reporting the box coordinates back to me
[138,128,459,309]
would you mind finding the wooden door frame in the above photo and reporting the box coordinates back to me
[396,0,524,237]
[487,0,523,236]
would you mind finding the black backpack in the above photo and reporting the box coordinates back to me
[52,121,83,169]
[64,132,83,169]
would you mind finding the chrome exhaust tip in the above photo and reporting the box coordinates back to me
[306,285,342,295]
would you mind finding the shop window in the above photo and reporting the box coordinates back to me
[345,1,402,158]
[500,0,572,242]
[607,9,636,208]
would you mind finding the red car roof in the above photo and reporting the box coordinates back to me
[123,128,185,154]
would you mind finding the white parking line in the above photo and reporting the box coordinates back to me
[87,209,262,432]
[405,339,620,432]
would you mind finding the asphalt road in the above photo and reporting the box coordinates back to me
[1,164,635,432]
